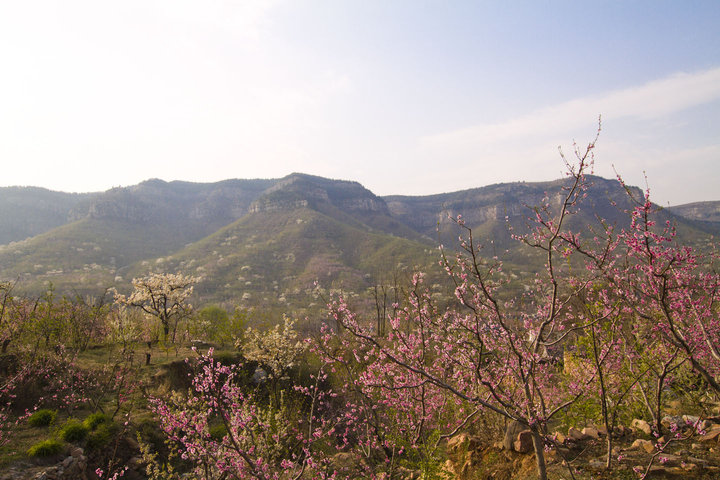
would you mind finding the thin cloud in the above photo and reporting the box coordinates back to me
[422,67,720,149]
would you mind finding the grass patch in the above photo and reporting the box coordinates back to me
[27,409,56,427]
[86,422,119,451]
[83,412,110,430]
[27,439,63,457]
[58,419,89,442]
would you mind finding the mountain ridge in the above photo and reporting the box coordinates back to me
[0,173,716,308]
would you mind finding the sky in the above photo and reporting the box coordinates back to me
[1,1,719,206]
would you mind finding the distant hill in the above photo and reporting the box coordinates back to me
[0,187,94,244]
[668,201,720,236]
[0,174,716,310]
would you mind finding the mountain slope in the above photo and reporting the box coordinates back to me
[384,175,716,260]
[0,173,716,307]
[0,178,277,293]
[0,187,94,245]
[128,206,438,312]
[250,173,427,241]
[668,201,720,236]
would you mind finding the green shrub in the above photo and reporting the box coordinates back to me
[28,409,57,427]
[136,418,164,452]
[209,423,227,441]
[58,419,89,442]
[83,412,109,430]
[212,351,243,366]
[86,422,117,450]
[27,439,64,457]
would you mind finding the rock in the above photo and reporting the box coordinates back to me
[699,419,714,431]
[503,420,526,451]
[682,414,700,426]
[661,415,684,429]
[657,453,681,466]
[329,452,357,471]
[514,430,534,454]
[446,433,484,479]
[699,426,720,442]
[665,466,686,475]
[551,431,566,444]
[705,415,720,424]
[686,456,709,467]
[648,465,670,475]
[582,426,600,439]
[631,418,652,436]
[69,447,83,458]
[395,466,419,480]
[442,459,456,479]
[567,427,587,441]
[630,439,656,454]
[596,425,608,436]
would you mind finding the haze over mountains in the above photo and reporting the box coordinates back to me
[0,174,717,312]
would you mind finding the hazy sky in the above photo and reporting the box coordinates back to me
[1,1,719,205]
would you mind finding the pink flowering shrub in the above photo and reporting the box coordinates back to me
[148,349,343,480]
[1,352,101,416]
[313,275,475,477]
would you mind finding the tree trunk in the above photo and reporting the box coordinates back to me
[531,426,547,480]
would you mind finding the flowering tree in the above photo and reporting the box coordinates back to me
[320,135,627,480]
[149,349,340,480]
[0,281,18,354]
[559,177,720,407]
[315,275,475,478]
[115,273,198,344]
[612,189,720,392]
[562,290,651,469]
[137,130,720,479]
[240,316,306,407]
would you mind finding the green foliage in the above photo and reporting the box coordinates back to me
[27,409,56,427]
[136,418,165,453]
[58,419,89,442]
[83,412,109,430]
[195,305,239,345]
[208,423,227,441]
[86,422,119,451]
[211,351,243,366]
[27,439,64,457]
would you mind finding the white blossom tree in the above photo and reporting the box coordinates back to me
[239,316,306,407]
[115,273,197,344]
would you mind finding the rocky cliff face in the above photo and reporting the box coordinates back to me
[669,201,720,223]
[249,173,391,216]
[384,175,645,239]
[71,178,276,225]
